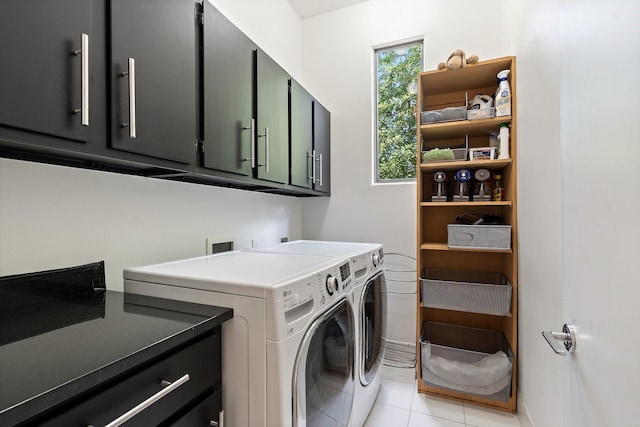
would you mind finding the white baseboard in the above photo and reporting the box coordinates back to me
[518,390,535,427]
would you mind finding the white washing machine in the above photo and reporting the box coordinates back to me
[124,250,356,427]
[250,240,387,427]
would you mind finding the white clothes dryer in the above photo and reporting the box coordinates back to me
[124,250,356,427]
[250,240,387,427]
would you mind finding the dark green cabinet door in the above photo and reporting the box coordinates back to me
[256,50,289,184]
[290,80,314,189]
[0,0,95,143]
[313,100,331,194]
[110,0,196,164]
[202,2,255,176]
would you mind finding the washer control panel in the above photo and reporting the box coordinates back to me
[268,260,353,341]
[350,247,384,285]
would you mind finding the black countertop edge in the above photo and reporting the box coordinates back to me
[1,292,233,427]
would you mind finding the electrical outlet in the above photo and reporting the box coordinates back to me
[206,236,237,255]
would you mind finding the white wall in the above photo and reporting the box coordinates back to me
[299,0,505,344]
[0,0,304,292]
[502,1,564,426]
[208,0,303,79]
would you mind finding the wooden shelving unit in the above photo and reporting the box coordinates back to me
[415,56,518,413]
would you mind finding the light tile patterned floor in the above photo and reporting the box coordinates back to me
[363,375,521,427]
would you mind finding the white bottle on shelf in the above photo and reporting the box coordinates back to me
[498,123,510,159]
[495,69,511,117]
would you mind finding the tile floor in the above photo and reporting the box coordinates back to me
[362,372,521,427]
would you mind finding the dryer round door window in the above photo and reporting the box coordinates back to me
[293,298,355,427]
[360,272,387,386]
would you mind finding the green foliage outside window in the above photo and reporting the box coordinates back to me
[376,42,422,181]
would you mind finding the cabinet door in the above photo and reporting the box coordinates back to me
[290,80,314,189]
[313,100,331,194]
[256,50,289,184]
[202,3,255,176]
[110,0,196,164]
[0,0,94,143]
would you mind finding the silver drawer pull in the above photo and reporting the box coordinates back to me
[241,119,255,168]
[210,410,224,426]
[257,127,269,172]
[73,33,89,126]
[87,373,190,427]
[120,58,136,138]
[308,150,316,182]
[264,127,270,173]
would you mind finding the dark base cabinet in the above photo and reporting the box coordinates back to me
[171,390,222,427]
[41,333,222,427]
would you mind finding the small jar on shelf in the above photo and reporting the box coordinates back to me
[492,173,505,201]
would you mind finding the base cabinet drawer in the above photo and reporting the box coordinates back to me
[170,390,221,427]
[42,333,220,426]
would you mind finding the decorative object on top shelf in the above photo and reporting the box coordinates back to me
[437,49,479,70]
[452,169,472,202]
[431,171,448,202]
[473,169,492,201]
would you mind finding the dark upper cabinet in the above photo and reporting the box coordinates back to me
[0,0,103,145]
[290,79,331,194]
[290,80,314,189]
[313,100,331,194]
[255,50,289,185]
[0,0,329,196]
[202,2,255,177]
[110,0,196,164]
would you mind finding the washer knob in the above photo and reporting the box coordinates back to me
[372,252,380,268]
[326,275,339,295]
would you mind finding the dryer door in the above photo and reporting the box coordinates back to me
[360,272,388,385]
[293,298,355,427]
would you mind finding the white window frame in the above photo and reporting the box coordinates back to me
[372,37,424,184]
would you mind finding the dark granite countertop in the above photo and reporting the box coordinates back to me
[0,262,232,426]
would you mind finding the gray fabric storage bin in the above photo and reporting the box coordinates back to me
[420,322,513,402]
[420,269,512,316]
[447,224,511,250]
[421,106,467,124]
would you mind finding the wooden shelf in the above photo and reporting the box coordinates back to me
[419,243,513,253]
[419,116,511,140]
[420,201,512,207]
[415,56,518,413]
[420,158,512,172]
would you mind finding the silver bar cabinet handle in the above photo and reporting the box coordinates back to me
[86,374,190,427]
[121,58,136,138]
[210,410,224,427]
[308,150,316,182]
[73,33,89,126]
[317,153,323,186]
[241,119,255,168]
[264,127,270,173]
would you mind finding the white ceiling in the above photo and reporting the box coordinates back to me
[287,0,370,19]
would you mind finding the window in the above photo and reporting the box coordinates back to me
[374,40,423,182]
